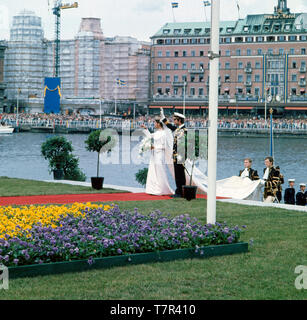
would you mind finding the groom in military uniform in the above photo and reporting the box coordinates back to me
[160,108,187,198]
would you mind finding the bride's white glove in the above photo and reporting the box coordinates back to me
[160,107,165,120]
[260,179,265,186]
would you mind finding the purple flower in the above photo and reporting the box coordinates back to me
[117,248,122,254]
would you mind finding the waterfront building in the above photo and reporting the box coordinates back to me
[150,0,307,116]
[3,12,150,114]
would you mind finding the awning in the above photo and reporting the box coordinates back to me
[285,107,307,110]
[228,106,253,110]
[175,106,200,110]
[201,106,227,109]
[300,75,306,78]
[224,87,230,91]
[300,88,306,92]
[149,106,173,109]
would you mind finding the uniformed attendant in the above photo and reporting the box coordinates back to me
[284,179,296,205]
[239,158,259,181]
[275,166,284,203]
[296,183,307,206]
[160,108,187,198]
[260,156,281,203]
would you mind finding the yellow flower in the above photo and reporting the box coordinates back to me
[0,202,114,238]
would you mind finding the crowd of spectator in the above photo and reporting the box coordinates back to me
[1,112,307,131]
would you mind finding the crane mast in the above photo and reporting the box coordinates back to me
[52,1,78,77]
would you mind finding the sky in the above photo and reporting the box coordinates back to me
[0,0,307,42]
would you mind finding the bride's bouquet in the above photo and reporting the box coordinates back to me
[138,137,153,156]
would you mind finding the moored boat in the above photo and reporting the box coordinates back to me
[0,126,14,134]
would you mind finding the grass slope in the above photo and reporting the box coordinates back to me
[0,177,127,196]
[0,199,306,300]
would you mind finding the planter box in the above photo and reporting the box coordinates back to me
[7,242,248,279]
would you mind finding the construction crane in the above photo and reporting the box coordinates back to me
[52,1,78,77]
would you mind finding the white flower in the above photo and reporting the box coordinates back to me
[138,137,152,156]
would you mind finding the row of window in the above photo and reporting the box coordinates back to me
[153,47,307,57]
[155,74,305,83]
[154,35,307,45]
[155,60,307,70]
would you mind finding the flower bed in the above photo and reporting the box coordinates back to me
[0,204,246,268]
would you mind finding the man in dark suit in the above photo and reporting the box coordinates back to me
[160,108,187,198]
[296,183,307,206]
[239,158,259,181]
[284,179,296,205]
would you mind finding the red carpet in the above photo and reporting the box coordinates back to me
[0,192,228,206]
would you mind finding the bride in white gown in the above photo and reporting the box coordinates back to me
[141,118,174,196]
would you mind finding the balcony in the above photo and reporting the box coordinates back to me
[300,67,306,73]
[299,80,306,87]
[188,68,205,74]
[244,81,252,86]
[244,67,252,73]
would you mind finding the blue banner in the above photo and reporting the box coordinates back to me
[44,77,61,114]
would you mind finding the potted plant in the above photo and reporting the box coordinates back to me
[135,168,148,187]
[85,129,117,190]
[41,136,73,180]
[178,130,208,201]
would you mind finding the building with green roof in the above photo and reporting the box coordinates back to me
[150,0,307,116]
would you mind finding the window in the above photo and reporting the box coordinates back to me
[236,49,241,56]
[255,88,260,96]
[190,88,195,95]
[174,29,181,35]
[300,35,307,41]
[191,50,196,57]
[174,63,179,70]
[183,39,188,44]
[163,29,170,34]
[184,29,191,35]
[278,36,286,41]
[238,75,243,83]
[157,75,162,83]
[195,28,202,34]
[238,62,243,69]
[191,38,197,44]
[157,88,163,95]
[289,35,297,41]
[253,25,260,32]
[291,74,297,81]
[200,51,204,57]
[255,62,261,69]
[247,49,252,56]
[190,75,195,82]
[255,75,260,82]
[182,75,187,81]
[158,51,162,57]
[183,50,187,57]
[166,63,171,70]
[268,48,274,55]
[292,61,297,69]
[225,37,232,43]
[198,88,204,96]
[267,36,275,42]
[257,48,263,55]
[226,50,231,56]
[174,51,179,57]
[246,37,253,43]
[290,48,295,55]
[225,75,230,82]
[191,63,196,70]
[243,26,250,32]
[165,88,170,95]
[279,48,284,55]
[256,36,264,42]
[157,63,162,70]
[301,48,306,55]
[225,62,230,69]
[166,51,170,57]
[165,75,170,83]
[182,63,187,70]
[235,37,244,43]
[174,75,179,82]
[165,39,172,44]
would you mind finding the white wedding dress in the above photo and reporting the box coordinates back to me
[143,128,174,195]
[142,125,262,200]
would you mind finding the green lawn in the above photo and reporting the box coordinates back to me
[0,177,127,196]
[0,199,306,300]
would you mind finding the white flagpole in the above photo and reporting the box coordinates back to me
[207,0,220,225]
[172,6,176,23]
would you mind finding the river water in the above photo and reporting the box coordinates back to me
[0,132,306,190]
